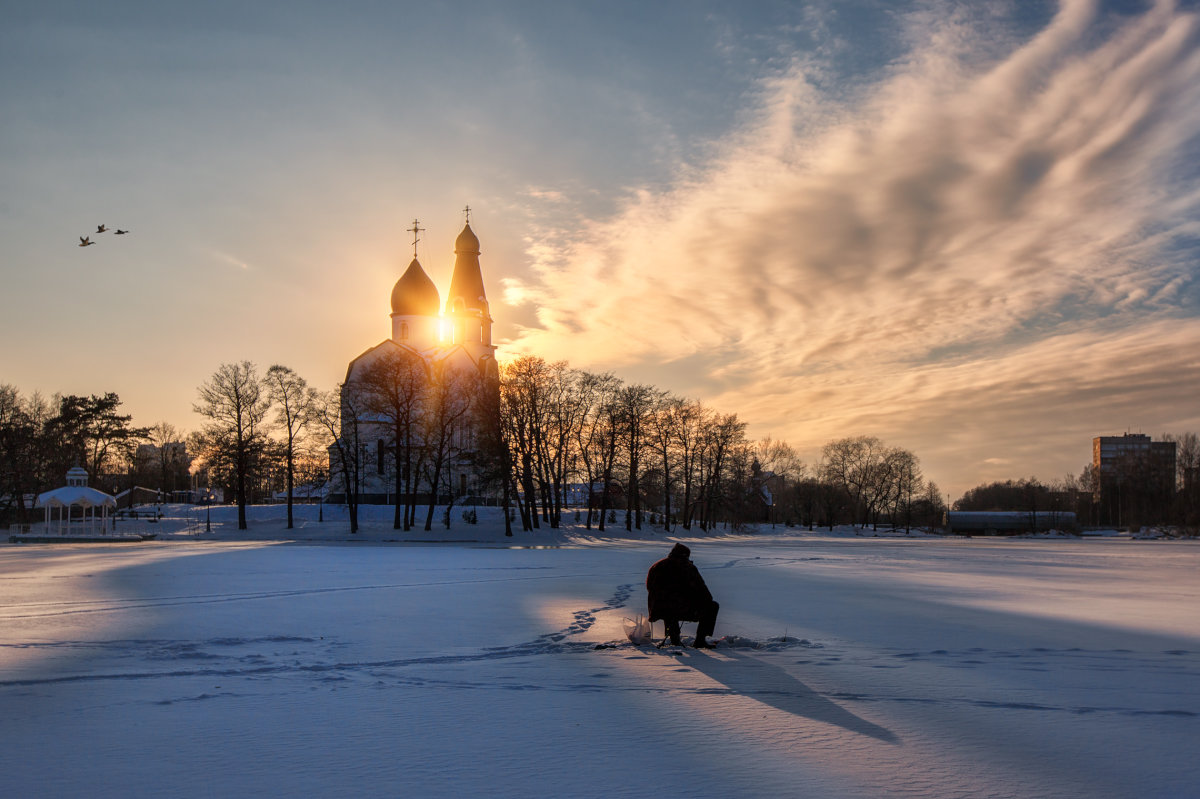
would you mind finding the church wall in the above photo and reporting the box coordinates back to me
[391,313,440,350]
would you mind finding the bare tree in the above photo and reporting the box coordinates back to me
[793,477,823,530]
[294,430,331,513]
[1176,432,1200,531]
[194,362,272,530]
[1172,432,1200,488]
[821,435,888,528]
[141,421,191,499]
[755,436,806,526]
[692,412,746,530]
[669,399,704,530]
[618,384,663,531]
[354,348,429,530]
[147,422,175,493]
[537,364,591,528]
[499,359,599,529]
[882,447,922,532]
[313,385,364,534]
[912,480,947,529]
[592,383,627,532]
[1162,432,1199,531]
[574,371,622,530]
[0,386,51,524]
[648,395,687,532]
[500,357,553,530]
[814,463,847,530]
[472,369,514,536]
[421,364,476,531]
[265,365,313,530]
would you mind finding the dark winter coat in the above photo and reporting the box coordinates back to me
[646,543,713,623]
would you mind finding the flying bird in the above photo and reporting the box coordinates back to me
[79,236,94,247]
[96,224,108,233]
[114,229,129,235]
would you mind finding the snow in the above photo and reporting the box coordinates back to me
[34,485,117,508]
[2,505,1198,798]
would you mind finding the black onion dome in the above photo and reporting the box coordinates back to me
[447,224,488,313]
[455,223,480,255]
[390,258,440,316]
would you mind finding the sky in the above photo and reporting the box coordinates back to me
[2,0,1199,498]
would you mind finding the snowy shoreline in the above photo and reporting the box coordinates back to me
[10,501,1183,547]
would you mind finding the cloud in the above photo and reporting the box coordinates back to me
[503,1,1200,493]
[523,187,568,203]
[210,250,252,271]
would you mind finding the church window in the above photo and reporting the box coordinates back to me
[400,322,409,340]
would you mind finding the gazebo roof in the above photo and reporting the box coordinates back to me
[36,485,117,509]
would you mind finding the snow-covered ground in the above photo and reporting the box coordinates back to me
[2,505,1197,798]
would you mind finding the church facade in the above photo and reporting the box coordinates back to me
[333,217,499,506]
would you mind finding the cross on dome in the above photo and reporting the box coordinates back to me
[463,205,471,224]
[407,218,425,258]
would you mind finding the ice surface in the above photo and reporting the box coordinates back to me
[1,505,1197,798]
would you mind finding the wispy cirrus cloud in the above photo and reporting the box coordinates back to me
[502,0,1200,493]
[210,250,253,271]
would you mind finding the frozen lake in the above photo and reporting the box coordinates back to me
[2,526,1197,798]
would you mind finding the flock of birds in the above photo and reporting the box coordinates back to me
[78,224,129,246]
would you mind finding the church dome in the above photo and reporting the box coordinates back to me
[390,258,440,316]
[455,223,480,255]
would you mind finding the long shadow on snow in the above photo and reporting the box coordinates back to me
[683,648,899,743]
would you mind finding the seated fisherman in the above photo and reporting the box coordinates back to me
[646,543,720,648]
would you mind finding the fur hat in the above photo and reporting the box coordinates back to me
[669,542,691,559]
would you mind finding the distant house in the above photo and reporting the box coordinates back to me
[115,486,164,508]
[133,440,193,495]
[562,483,597,506]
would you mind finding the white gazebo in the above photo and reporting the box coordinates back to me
[35,467,117,536]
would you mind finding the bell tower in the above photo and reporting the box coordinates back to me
[444,206,496,370]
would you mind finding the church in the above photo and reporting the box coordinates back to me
[334,213,499,506]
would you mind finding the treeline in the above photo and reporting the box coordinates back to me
[11,357,1196,536]
[492,357,946,535]
[2,355,951,535]
[191,362,330,532]
[181,355,951,537]
[0,370,332,530]
[954,432,1200,532]
[0,388,150,524]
